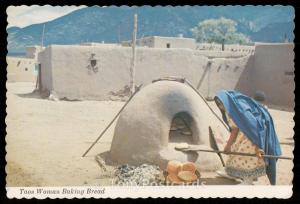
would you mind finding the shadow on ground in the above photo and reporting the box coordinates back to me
[16,91,81,102]
[280,137,295,146]
[16,90,48,99]
[200,176,241,185]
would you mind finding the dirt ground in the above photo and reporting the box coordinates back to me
[5,82,294,186]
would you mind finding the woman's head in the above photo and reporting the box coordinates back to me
[254,91,266,104]
[214,95,230,130]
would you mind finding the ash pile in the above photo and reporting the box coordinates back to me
[114,164,163,186]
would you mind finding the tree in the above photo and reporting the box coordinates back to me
[191,17,250,50]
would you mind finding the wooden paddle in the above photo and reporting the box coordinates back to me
[209,126,225,166]
[175,144,293,160]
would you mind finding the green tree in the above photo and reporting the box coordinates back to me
[191,17,250,50]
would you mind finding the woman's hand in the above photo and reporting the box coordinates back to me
[224,144,231,154]
[255,147,265,158]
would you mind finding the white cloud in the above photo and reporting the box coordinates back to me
[7,5,87,28]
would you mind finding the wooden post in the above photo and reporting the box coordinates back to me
[130,14,137,95]
[221,38,225,51]
[41,24,45,47]
[118,22,121,44]
[207,62,210,98]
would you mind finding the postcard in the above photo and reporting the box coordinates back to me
[6,5,294,198]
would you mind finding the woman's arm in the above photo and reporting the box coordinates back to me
[224,127,239,153]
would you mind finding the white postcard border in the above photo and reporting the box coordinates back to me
[6,185,292,199]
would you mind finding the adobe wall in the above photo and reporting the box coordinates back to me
[153,36,196,49]
[235,55,256,96]
[253,43,294,110]
[196,43,255,54]
[6,57,36,83]
[38,47,53,91]
[26,46,44,60]
[134,36,196,49]
[38,43,294,110]
[237,43,294,111]
[39,45,250,101]
[198,55,253,99]
[136,36,155,47]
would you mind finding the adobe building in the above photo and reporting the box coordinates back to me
[6,45,45,83]
[26,46,45,60]
[235,43,294,110]
[6,56,37,83]
[37,42,294,111]
[37,44,250,100]
[122,35,196,49]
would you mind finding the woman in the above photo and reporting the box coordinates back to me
[214,90,282,185]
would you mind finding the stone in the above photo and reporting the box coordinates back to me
[114,164,161,186]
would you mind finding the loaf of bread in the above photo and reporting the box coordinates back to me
[167,160,182,174]
[182,162,197,173]
[177,171,198,182]
[167,173,184,184]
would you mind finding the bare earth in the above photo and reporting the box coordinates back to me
[6,82,294,186]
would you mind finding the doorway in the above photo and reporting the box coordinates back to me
[169,112,194,145]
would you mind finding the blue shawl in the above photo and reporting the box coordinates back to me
[215,90,282,185]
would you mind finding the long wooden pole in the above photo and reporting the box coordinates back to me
[41,24,45,47]
[118,23,121,44]
[175,147,293,160]
[82,85,142,157]
[184,79,230,131]
[209,126,225,166]
[129,14,137,95]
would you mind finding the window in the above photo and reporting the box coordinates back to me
[87,53,99,73]
[166,43,170,48]
[285,71,294,76]
[234,66,240,72]
[90,59,97,67]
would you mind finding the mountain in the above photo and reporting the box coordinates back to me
[7,26,21,33]
[251,21,295,43]
[7,5,294,53]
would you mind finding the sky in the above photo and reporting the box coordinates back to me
[7,5,87,28]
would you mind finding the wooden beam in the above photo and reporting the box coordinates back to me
[129,14,137,95]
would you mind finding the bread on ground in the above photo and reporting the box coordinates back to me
[182,162,197,173]
[167,160,182,174]
[177,171,198,182]
[167,173,184,184]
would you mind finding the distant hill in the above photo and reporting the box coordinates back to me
[251,21,294,43]
[7,26,21,33]
[7,6,294,53]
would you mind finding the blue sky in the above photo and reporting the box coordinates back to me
[7,5,87,28]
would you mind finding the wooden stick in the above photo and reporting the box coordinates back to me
[82,85,142,157]
[175,147,293,160]
[129,14,138,95]
[184,79,230,131]
[41,24,45,47]
[209,126,225,166]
